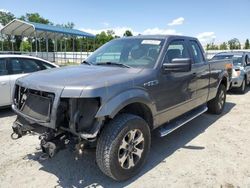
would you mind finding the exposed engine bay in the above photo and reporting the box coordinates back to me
[12,84,104,159]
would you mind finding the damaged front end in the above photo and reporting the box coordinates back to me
[11,84,104,158]
[55,97,103,140]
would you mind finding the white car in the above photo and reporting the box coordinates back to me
[0,55,58,107]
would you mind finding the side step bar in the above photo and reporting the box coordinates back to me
[158,105,208,137]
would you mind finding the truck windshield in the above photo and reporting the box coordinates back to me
[84,38,164,68]
[212,54,243,66]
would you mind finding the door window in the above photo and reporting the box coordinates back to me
[9,58,23,74]
[20,59,41,73]
[164,40,189,63]
[0,59,8,76]
[36,60,55,69]
[190,41,204,64]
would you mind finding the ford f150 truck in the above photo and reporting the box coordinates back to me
[11,35,230,181]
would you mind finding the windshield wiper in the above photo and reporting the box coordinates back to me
[96,62,131,68]
[81,60,92,65]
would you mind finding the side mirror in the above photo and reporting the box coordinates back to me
[163,58,192,72]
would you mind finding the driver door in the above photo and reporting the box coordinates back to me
[154,39,197,123]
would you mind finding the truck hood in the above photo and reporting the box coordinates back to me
[16,65,143,97]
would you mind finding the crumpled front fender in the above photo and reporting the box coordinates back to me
[95,88,156,118]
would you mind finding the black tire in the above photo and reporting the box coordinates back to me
[207,84,226,114]
[96,113,151,181]
[237,78,246,94]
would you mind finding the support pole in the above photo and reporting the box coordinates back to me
[72,37,75,63]
[35,31,38,56]
[64,36,67,64]
[60,38,63,64]
[1,34,4,51]
[30,37,33,53]
[86,39,88,56]
[20,35,23,53]
[46,32,49,60]
[54,36,57,63]
[11,35,14,53]
[39,38,41,52]
[80,37,83,62]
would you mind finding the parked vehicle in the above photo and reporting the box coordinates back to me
[0,55,58,107]
[11,35,230,181]
[212,52,250,93]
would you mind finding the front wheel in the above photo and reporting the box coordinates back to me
[207,84,226,114]
[237,78,246,94]
[96,114,151,181]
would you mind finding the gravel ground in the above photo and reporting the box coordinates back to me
[0,89,250,188]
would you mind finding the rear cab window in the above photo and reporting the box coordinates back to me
[190,40,205,64]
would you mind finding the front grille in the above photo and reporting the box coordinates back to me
[14,84,55,121]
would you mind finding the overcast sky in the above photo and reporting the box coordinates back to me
[1,0,249,44]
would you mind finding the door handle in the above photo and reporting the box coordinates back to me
[0,82,7,85]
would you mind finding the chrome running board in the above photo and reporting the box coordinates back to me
[158,105,208,137]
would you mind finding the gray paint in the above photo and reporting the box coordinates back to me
[13,35,229,131]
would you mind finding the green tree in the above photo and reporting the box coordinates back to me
[244,39,250,49]
[20,40,31,52]
[107,30,115,36]
[64,22,75,29]
[0,10,15,26]
[20,13,51,24]
[96,31,114,46]
[123,30,133,37]
[228,38,241,50]
[206,43,219,50]
[0,10,15,51]
[56,22,75,29]
[219,42,228,50]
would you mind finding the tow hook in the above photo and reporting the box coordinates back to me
[74,141,85,160]
[39,132,70,159]
[11,121,32,140]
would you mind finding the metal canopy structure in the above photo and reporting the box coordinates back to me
[0,19,95,63]
[0,19,95,39]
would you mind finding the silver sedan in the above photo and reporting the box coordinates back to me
[0,55,58,107]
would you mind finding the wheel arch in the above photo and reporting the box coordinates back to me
[95,89,156,129]
[220,75,228,89]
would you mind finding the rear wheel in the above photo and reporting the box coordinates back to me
[96,114,151,181]
[207,84,226,114]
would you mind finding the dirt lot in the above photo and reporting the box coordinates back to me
[0,90,250,188]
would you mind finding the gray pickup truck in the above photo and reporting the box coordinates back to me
[11,35,230,181]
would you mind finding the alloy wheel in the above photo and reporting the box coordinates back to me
[118,129,145,169]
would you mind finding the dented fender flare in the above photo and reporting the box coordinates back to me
[95,89,156,119]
